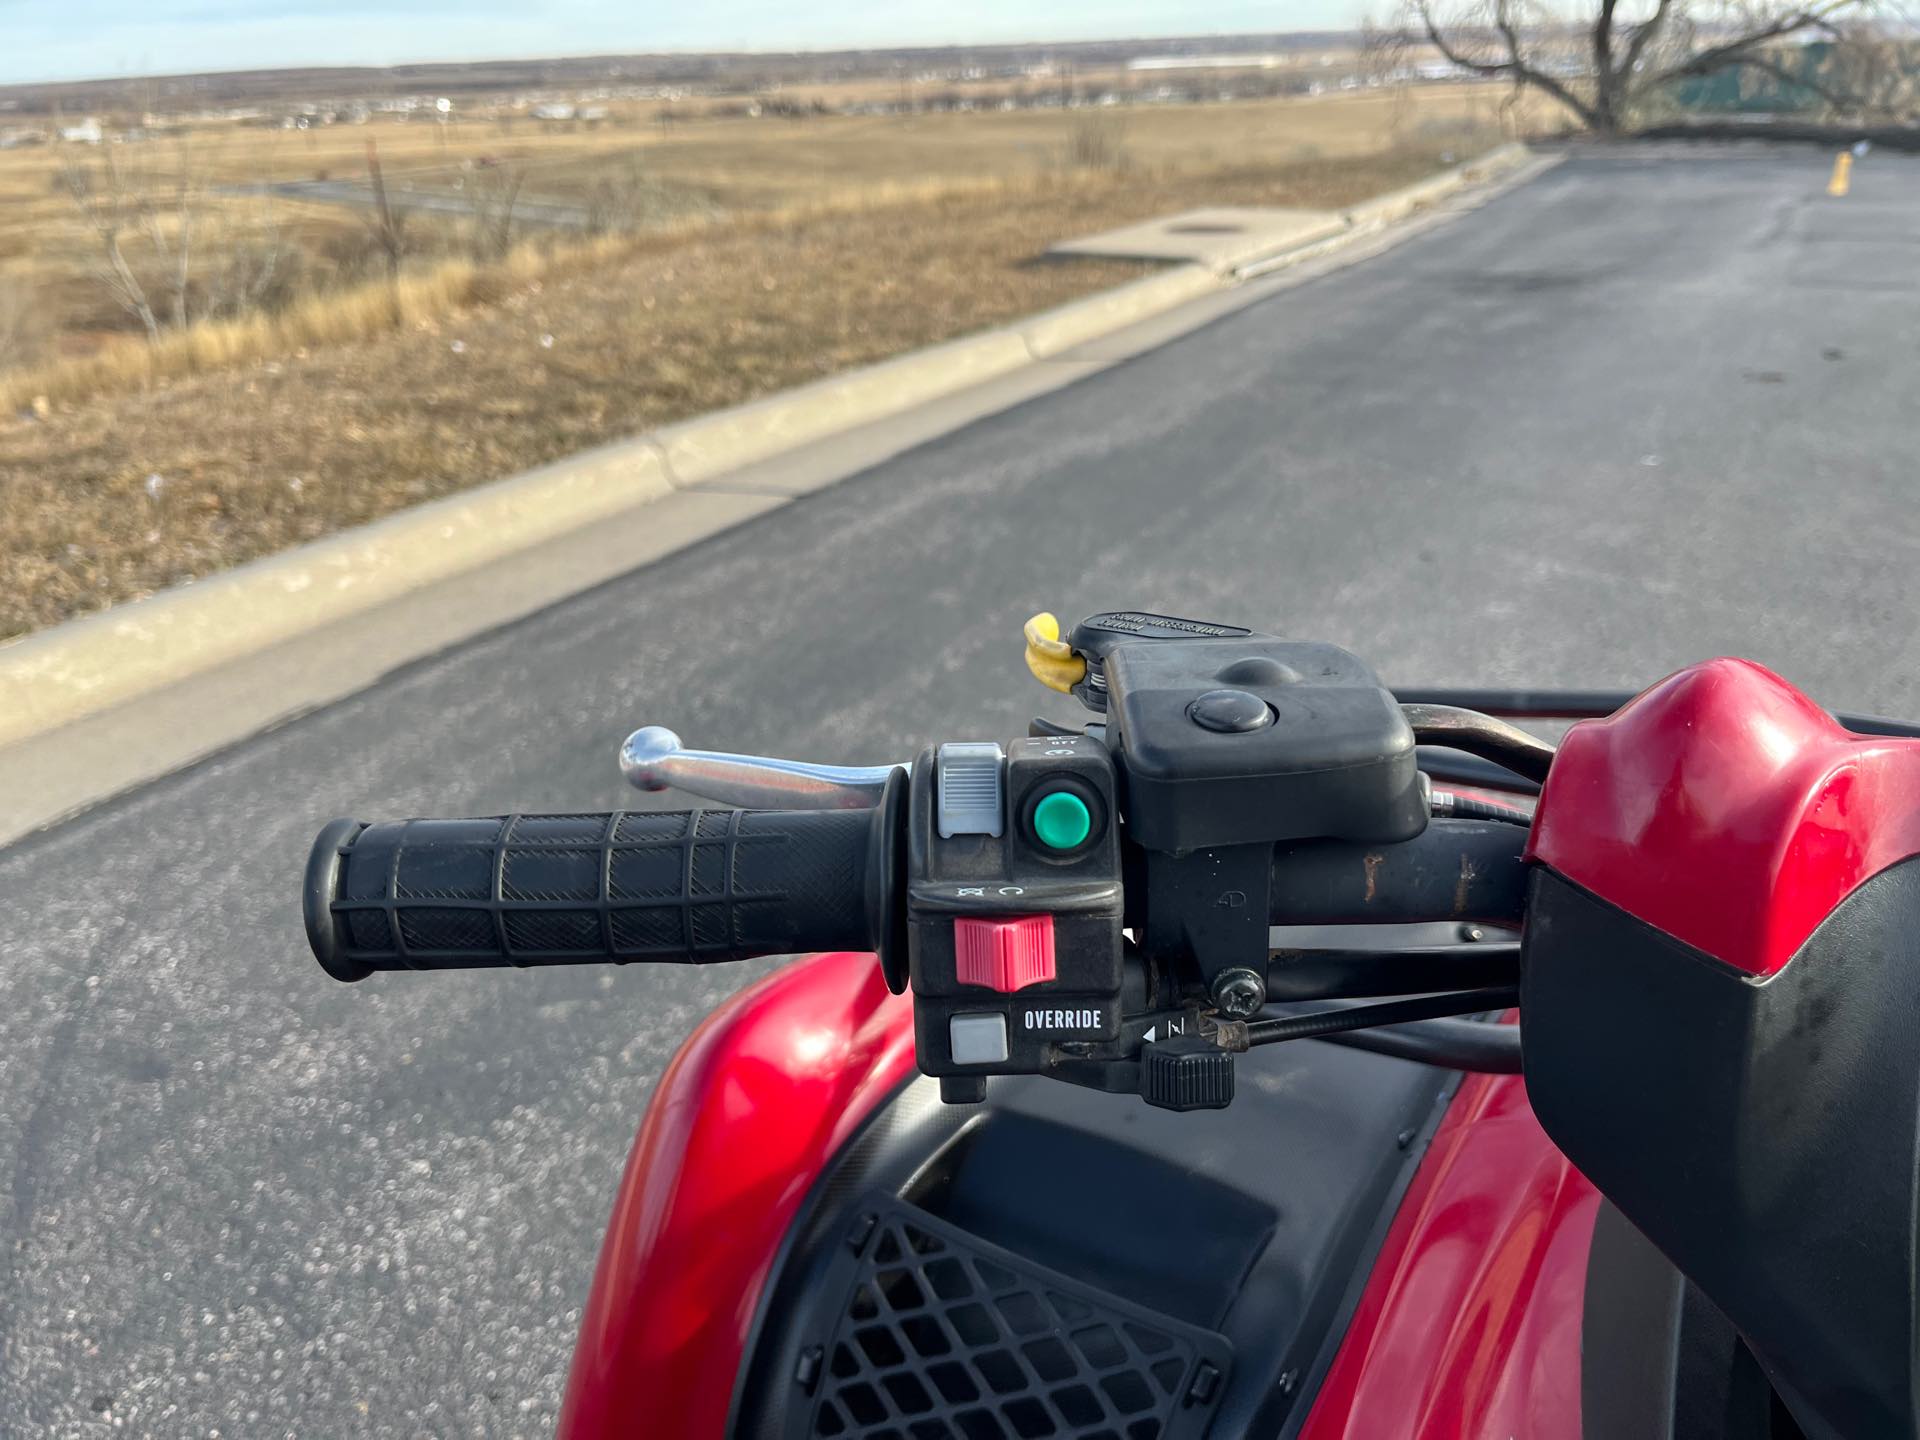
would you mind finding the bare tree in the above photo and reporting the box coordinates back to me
[59,128,301,340]
[59,147,164,341]
[1822,22,1920,119]
[468,163,524,259]
[200,192,296,321]
[1062,112,1130,171]
[361,138,409,285]
[1392,0,1873,135]
[144,135,199,330]
[60,131,216,335]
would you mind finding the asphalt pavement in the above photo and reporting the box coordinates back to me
[7,142,1920,1437]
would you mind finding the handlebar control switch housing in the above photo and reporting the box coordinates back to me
[1102,634,1427,853]
[906,734,1125,1096]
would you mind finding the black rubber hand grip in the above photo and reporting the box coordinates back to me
[304,807,890,982]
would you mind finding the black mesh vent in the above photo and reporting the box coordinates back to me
[802,1202,1229,1440]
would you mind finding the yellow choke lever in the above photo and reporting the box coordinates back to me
[1023,612,1088,694]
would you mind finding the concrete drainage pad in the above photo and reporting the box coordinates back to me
[1048,206,1349,273]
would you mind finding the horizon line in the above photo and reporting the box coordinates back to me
[0,26,1371,94]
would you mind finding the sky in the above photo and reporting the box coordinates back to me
[2,1,1374,87]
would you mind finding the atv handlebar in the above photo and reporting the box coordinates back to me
[1266,821,1529,927]
[305,806,1528,980]
[299,615,1556,1107]
[304,803,900,982]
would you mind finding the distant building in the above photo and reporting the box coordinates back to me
[58,117,103,144]
[1128,54,1283,71]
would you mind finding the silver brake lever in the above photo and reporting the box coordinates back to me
[619,726,904,810]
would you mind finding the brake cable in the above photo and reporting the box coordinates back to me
[1266,942,1521,1001]
[1314,1017,1521,1073]
[1402,703,1556,783]
[1242,985,1520,1048]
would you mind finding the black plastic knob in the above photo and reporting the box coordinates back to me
[1140,1036,1235,1111]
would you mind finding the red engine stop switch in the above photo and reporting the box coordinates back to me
[953,915,1057,992]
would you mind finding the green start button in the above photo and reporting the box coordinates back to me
[1032,790,1093,851]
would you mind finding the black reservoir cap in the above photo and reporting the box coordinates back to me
[1104,637,1425,853]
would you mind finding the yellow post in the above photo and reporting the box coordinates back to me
[1829,151,1853,197]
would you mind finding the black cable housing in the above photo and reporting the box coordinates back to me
[1401,703,1556,783]
[1438,795,1534,826]
[1265,942,1520,1000]
[1243,986,1520,1047]
[1297,1015,1523,1073]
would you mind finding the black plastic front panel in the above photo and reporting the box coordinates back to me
[1523,863,1920,1440]
[731,1035,1460,1439]
[1579,1199,1809,1440]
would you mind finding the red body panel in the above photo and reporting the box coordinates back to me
[556,951,916,1440]
[1298,1065,1598,1440]
[562,955,1594,1439]
[1529,657,1920,976]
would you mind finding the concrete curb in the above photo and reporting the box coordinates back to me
[0,143,1539,752]
[1018,264,1224,359]
[656,328,1037,486]
[1342,141,1532,228]
[1233,143,1543,283]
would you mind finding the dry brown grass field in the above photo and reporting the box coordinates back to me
[0,81,1550,639]
[0,83,1537,368]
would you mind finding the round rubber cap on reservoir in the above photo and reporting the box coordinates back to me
[1188,688,1273,733]
[1032,791,1093,850]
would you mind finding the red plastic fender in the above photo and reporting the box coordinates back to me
[556,951,916,1439]
[1528,657,1920,977]
[1297,1065,1597,1440]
